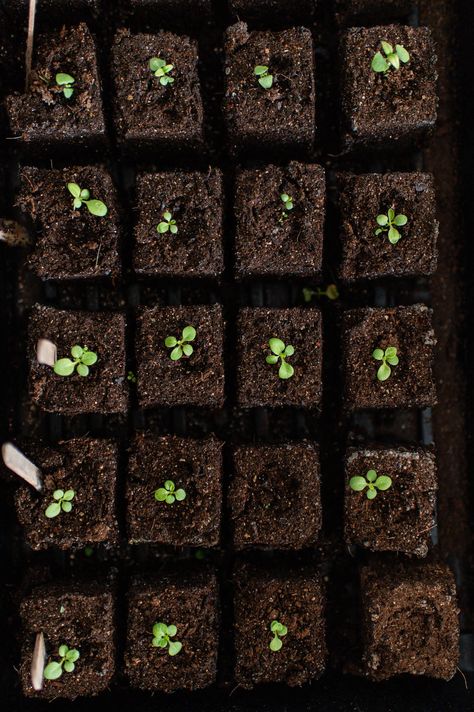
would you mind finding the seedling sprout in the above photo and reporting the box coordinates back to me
[303,284,339,302]
[149,57,174,86]
[375,209,408,245]
[372,346,399,381]
[152,622,182,656]
[266,338,295,380]
[154,480,186,504]
[165,326,196,361]
[54,345,98,377]
[254,65,273,89]
[67,183,108,217]
[157,211,178,234]
[372,41,410,73]
[43,645,80,680]
[55,72,75,98]
[349,469,392,500]
[45,489,75,518]
[269,620,287,652]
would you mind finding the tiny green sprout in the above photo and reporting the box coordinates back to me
[152,622,182,656]
[127,371,137,383]
[375,208,408,245]
[266,338,295,380]
[55,72,75,99]
[165,325,196,361]
[154,480,186,504]
[54,345,98,377]
[44,645,80,680]
[254,64,273,89]
[349,469,392,500]
[149,57,175,86]
[371,41,410,73]
[45,489,75,519]
[279,192,294,223]
[303,284,339,302]
[67,183,108,217]
[372,345,399,381]
[157,211,178,234]
[269,620,287,652]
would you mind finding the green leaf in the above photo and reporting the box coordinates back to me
[381,41,393,56]
[376,214,388,226]
[175,489,186,501]
[284,345,295,357]
[396,44,410,63]
[165,336,177,347]
[67,182,81,199]
[366,469,377,482]
[385,346,397,358]
[349,476,367,492]
[63,86,74,99]
[44,661,63,680]
[81,350,98,366]
[280,193,289,203]
[269,338,285,355]
[168,641,182,656]
[80,189,90,200]
[54,490,65,500]
[167,625,177,637]
[160,75,174,86]
[258,74,273,89]
[182,343,193,357]
[254,65,268,76]
[371,51,388,73]
[387,52,400,70]
[375,475,392,491]
[76,363,89,377]
[54,358,75,376]
[58,645,69,657]
[157,222,169,233]
[327,284,339,300]
[163,211,172,222]
[372,348,384,361]
[165,494,175,504]
[270,637,282,652]
[377,362,391,381]
[164,480,174,491]
[170,224,178,234]
[386,355,399,366]
[279,361,294,380]
[61,501,72,513]
[387,208,395,221]
[85,199,108,217]
[182,326,196,341]
[71,345,83,358]
[388,227,401,244]
[155,488,168,501]
[73,197,82,209]
[153,622,167,637]
[56,73,75,86]
[366,488,377,500]
[45,502,61,518]
[170,346,183,360]
[63,660,75,673]
[266,354,279,365]
[149,57,164,71]
[153,637,168,648]
[394,214,407,226]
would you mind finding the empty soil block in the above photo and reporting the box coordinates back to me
[127,434,223,546]
[341,304,437,410]
[360,560,459,680]
[335,0,412,25]
[224,22,316,154]
[28,305,128,415]
[14,438,119,551]
[20,581,115,699]
[136,304,225,409]
[340,25,438,150]
[337,172,438,281]
[133,168,224,279]
[344,445,437,556]
[17,165,121,281]
[229,0,316,23]
[236,307,322,408]
[5,24,106,156]
[234,162,325,279]
[125,569,219,691]
[233,562,326,688]
[111,29,204,154]
[228,442,322,549]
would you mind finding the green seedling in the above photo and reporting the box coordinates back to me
[372,346,399,381]
[127,371,137,383]
[303,284,339,302]
[375,209,408,245]
[149,57,175,86]
[349,469,392,500]
[254,64,273,89]
[371,41,410,73]
[45,489,75,519]
[279,192,294,222]
[157,211,178,234]
[54,345,98,377]
[67,183,108,217]
[43,645,80,680]
[266,338,295,380]
[165,325,196,361]
[155,480,186,504]
[152,623,182,656]
[269,620,287,652]
[55,72,75,98]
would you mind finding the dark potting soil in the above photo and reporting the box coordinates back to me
[126,434,223,546]
[344,446,437,556]
[125,570,219,692]
[228,442,322,549]
[360,560,459,681]
[28,305,128,415]
[233,562,326,688]
[340,25,438,149]
[234,162,325,279]
[17,165,121,281]
[341,304,437,410]
[335,0,412,25]
[229,0,316,23]
[20,581,115,699]
[133,168,224,279]
[337,172,438,281]
[236,307,322,408]
[224,23,315,154]
[127,0,212,23]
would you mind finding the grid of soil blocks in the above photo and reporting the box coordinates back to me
[344,446,437,556]
[360,561,460,681]
[16,165,121,281]
[341,304,437,410]
[237,307,322,408]
[234,162,325,279]
[223,23,316,154]
[229,0,316,23]
[337,172,438,281]
[233,563,326,688]
[125,570,219,691]
[133,168,224,279]
[20,581,115,699]
[228,442,322,549]
[5,24,106,155]
[111,29,204,154]
[14,438,119,551]
[335,0,412,25]
[135,304,225,408]
[126,434,223,546]
[28,305,128,414]
[340,25,438,149]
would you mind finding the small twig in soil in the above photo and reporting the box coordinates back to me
[1,442,43,491]
[25,0,38,92]
[31,632,46,691]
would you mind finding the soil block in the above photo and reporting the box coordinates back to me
[344,445,437,556]
[360,560,459,680]
[125,569,219,692]
[341,304,437,410]
[20,581,115,699]
[335,0,412,25]
[136,304,225,409]
[127,434,223,546]
[111,29,204,154]
[234,162,325,279]
[340,25,438,150]
[133,168,224,279]
[17,165,121,281]
[337,172,438,281]
[229,0,316,23]
[233,562,326,688]
[228,442,322,549]
[224,23,316,154]
[28,305,128,415]
[5,24,106,156]
[236,307,322,408]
